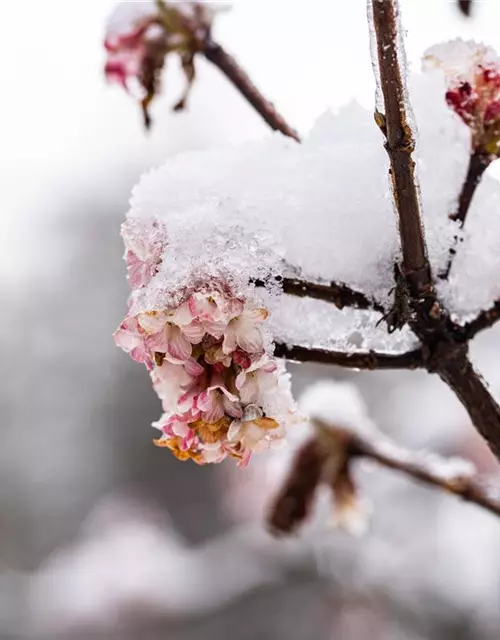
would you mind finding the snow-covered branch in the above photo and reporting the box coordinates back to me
[461,300,500,338]
[269,382,500,536]
[280,277,385,313]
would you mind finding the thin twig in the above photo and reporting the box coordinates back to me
[349,434,500,518]
[460,301,500,339]
[254,276,384,313]
[458,0,473,17]
[318,424,500,519]
[202,41,300,142]
[370,0,431,295]
[281,277,385,313]
[441,152,490,279]
[274,343,424,370]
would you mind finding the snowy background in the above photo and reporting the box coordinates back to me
[3,0,500,638]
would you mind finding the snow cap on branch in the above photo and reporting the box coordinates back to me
[299,380,376,438]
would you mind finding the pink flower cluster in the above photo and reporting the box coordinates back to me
[114,289,287,465]
[104,14,160,93]
[445,65,500,153]
[104,2,225,127]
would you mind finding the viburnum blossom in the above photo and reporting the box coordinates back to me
[121,218,167,289]
[115,284,294,466]
[424,40,500,156]
[104,1,226,128]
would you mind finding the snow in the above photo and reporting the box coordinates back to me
[299,380,477,485]
[121,35,500,352]
[299,380,377,438]
[423,39,500,83]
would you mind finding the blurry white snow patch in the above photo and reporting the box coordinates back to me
[299,380,376,437]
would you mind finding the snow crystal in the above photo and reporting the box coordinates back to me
[299,381,376,438]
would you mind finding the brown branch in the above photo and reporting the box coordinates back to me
[460,300,500,339]
[269,427,500,537]
[349,434,500,519]
[371,0,431,296]
[458,0,473,17]
[254,276,384,313]
[202,41,300,142]
[280,277,385,313]
[441,152,490,279]
[437,349,500,461]
[274,343,424,370]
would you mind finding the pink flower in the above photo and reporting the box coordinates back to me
[197,376,243,424]
[425,41,500,155]
[153,413,198,451]
[137,312,192,364]
[188,292,243,339]
[104,2,227,128]
[235,358,278,404]
[113,317,152,368]
[200,442,228,465]
[227,405,285,466]
[114,284,293,466]
[121,218,167,289]
[223,307,269,355]
[104,3,168,127]
[151,360,198,413]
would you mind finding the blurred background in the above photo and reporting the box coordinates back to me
[2,0,500,638]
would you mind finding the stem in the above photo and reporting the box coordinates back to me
[441,152,490,279]
[370,0,430,294]
[254,276,384,313]
[274,343,424,370]
[349,432,500,519]
[281,277,385,313]
[458,0,473,17]
[437,351,500,461]
[461,300,500,339]
[203,41,300,142]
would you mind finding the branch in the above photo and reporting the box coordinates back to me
[274,343,424,370]
[437,349,500,461]
[346,430,500,519]
[269,426,500,536]
[203,41,300,142]
[441,152,490,279]
[458,0,473,17]
[280,277,385,313]
[460,300,500,339]
[254,276,384,313]
[370,0,431,295]
[315,422,500,519]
